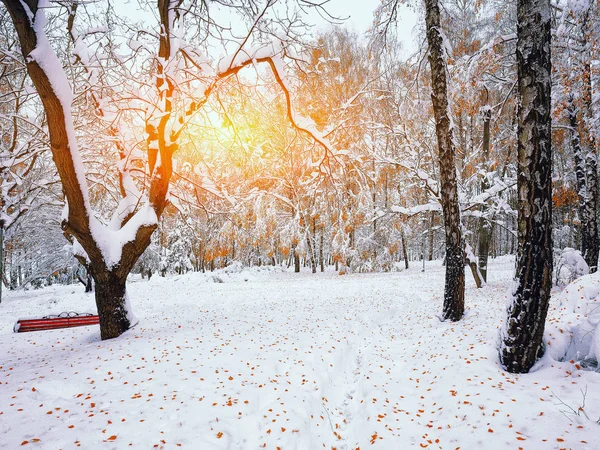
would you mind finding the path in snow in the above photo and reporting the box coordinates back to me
[1,258,598,449]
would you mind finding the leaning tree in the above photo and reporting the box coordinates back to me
[2,0,334,339]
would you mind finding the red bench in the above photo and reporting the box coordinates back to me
[14,312,99,333]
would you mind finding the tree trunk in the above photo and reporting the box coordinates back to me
[500,0,552,374]
[425,0,465,321]
[478,107,492,282]
[477,221,490,282]
[584,144,598,273]
[465,245,483,288]
[319,233,324,272]
[293,242,300,273]
[428,211,435,261]
[307,220,317,274]
[401,228,409,269]
[94,271,132,341]
[580,6,598,273]
[85,272,94,293]
[0,221,4,304]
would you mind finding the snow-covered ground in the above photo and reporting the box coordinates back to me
[1,258,598,449]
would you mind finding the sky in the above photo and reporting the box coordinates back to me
[310,0,420,57]
[112,1,420,59]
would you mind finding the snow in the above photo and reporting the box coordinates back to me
[216,42,283,75]
[391,202,441,216]
[89,205,158,269]
[546,271,600,363]
[1,258,598,448]
[558,248,590,282]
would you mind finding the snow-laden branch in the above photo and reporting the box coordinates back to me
[389,176,516,219]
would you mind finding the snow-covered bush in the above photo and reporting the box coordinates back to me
[545,272,600,369]
[554,247,589,286]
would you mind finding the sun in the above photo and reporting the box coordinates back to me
[206,110,237,144]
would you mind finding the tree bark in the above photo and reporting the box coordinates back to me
[428,211,435,261]
[94,271,131,340]
[584,146,598,272]
[85,273,94,293]
[319,233,325,272]
[307,218,317,273]
[477,107,492,282]
[567,98,589,259]
[292,242,300,273]
[465,245,483,289]
[582,24,598,272]
[425,0,465,321]
[500,0,553,374]
[0,220,4,304]
[401,228,409,269]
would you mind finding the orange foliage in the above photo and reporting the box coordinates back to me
[552,186,578,208]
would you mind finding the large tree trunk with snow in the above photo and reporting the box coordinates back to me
[94,271,131,340]
[425,0,465,321]
[500,0,553,374]
[4,0,166,340]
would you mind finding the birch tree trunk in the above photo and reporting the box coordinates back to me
[500,0,553,374]
[581,11,598,273]
[477,107,492,282]
[567,98,589,259]
[425,0,465,321]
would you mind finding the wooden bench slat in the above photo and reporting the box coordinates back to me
[18,318,99,326]
[14,315,100,333]
[19,322,99,330]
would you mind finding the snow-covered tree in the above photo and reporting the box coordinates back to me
[2,0,336,339]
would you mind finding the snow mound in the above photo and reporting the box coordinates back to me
[155,263,287,285]
[545,272,600,367]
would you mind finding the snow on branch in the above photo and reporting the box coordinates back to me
[26,0,92,214]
